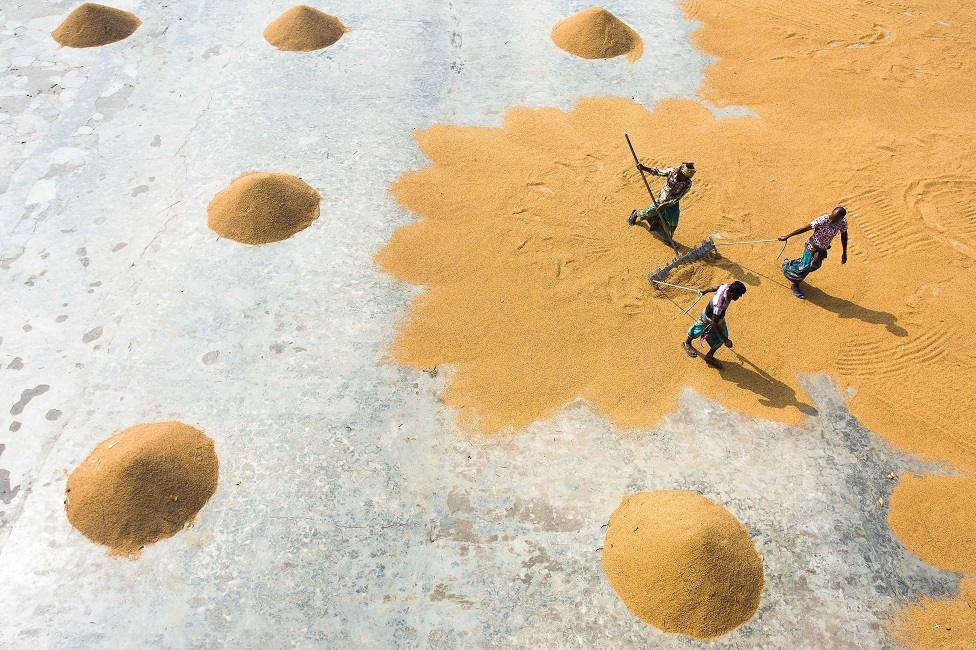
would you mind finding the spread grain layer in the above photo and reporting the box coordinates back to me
[377,0,976,642]
[551,7,642,63]
[51,3,141,48]
[208,172,321,244]
[65,422,218,557]
[602,491,764,638]
[263,5,348,52]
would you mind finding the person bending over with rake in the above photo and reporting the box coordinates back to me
[778,206,849,299]
[629,161,696,237]
[685,280,747,369]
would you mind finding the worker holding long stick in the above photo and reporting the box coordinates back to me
[778,206,849,299]
[684,280,747,369]
[629,161,696,237]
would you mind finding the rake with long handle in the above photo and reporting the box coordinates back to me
[648,237,787,285]
[649,279,700,292]
[650,278,710,315]
[624,134,679,255]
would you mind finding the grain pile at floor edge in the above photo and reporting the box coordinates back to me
[65,421,219,557]
[602,491,764,639]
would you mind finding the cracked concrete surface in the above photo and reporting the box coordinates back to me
[0,1,953,648]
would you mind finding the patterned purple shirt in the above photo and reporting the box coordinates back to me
[808,214,848,250]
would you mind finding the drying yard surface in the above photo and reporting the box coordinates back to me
[1,0,974,648]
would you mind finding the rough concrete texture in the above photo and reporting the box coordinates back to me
[0,1,955,647]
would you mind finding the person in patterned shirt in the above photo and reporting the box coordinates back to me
[778,206,849,299]
[685,280,747,369]
[628,161,696,239]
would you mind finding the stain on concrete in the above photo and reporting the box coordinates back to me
[82,326,102,343]
[0,469,20,504]
[505,496,582,532]
[8,421,21,432]
[430,583,474,609]
[446,489,471,513]
[111,242,127,252]
[7,357,24,370]
[9,385,49,416]
[56,314,68,323]
[45,409,62,421]
[201,350,219,365]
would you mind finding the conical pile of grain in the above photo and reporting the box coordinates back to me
[65,421,218,556]
[207,172,321,244]
[551,7,643,63]
[263,5,348,52]
[602,491,764,638]
[51,3,141,48]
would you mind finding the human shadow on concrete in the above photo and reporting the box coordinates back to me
[801,286,908,337]
[717,350,819,416]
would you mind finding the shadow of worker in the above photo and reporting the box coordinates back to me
[718,351,818,416]
[634,217,687,253]
[802,286,908,337]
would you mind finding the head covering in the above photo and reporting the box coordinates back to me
[680,161,696,178]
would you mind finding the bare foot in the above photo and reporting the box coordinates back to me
[704,355,723,369]
[683,341,698,358]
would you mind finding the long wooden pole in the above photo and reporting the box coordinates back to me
[624,134,678,253]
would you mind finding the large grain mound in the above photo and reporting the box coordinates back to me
[65,421,218,556]
[52,3,141,48]
[551,7,642,63]
[207,172,321,244]
[602,491,763,638]
[263,5,348,52]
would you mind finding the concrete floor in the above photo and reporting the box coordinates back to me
[0,1,956,647]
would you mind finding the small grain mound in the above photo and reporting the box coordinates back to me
[207,172,321,244]
[602,491,764,638]
[52,3,141,48]
[551,7,643,63]
[65,421,218,557]
[263,5,348,52]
